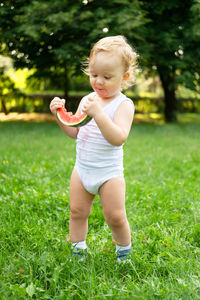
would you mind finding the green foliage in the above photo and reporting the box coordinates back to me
[3,93,200,115]
[0,0,145,92]
[0,67,22,113]
[130,0,200,121]
[0,121,200,298]
[1,0,200,121]
[137,0,200,91]
[0,72,16,96]
[0,56,17,97]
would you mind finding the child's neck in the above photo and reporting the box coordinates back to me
[95,91,121,106]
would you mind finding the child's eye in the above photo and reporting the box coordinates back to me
[104,76,111,80]
[91,74,97,77]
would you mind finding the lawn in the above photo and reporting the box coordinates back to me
[0,120,200,299]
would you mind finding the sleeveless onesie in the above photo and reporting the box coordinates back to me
[75,92,134,194]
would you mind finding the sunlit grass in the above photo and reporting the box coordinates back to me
[0,121,200,299]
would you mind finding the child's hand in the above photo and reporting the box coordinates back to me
[82,96,103,118]
[49,97,65,116]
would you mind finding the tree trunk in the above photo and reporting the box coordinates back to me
[1,99,9,115]
[159,73,177,122]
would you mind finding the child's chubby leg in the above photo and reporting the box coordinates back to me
[69,168,95,243]
[99,176,131,246]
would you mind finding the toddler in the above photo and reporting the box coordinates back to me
[50,35,138,262]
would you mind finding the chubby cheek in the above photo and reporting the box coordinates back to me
[106,81,117,92]
[90,77,95,89]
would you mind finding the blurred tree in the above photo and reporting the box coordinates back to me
[1,0,199,121]
[0,69,21,114]
[0,56,20,114]
[0,0,142,95]
[0,0,145,98]
[135,0,200,122]
[0,1,89,97]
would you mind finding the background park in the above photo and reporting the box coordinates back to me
[0,1,200,299]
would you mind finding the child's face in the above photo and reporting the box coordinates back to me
[89,51,128,100]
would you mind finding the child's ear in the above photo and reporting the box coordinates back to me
[123,71,130,81]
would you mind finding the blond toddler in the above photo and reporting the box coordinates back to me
[50,35,138,262]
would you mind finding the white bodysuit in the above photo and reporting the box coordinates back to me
[75,92,135,194]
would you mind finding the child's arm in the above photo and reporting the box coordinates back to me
[49,97,83,139]
[82,97,134,146]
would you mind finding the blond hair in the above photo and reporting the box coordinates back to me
[83,35,138,89]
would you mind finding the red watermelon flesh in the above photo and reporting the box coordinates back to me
[56,107,91,127]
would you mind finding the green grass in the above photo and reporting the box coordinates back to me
[0,121,200,299]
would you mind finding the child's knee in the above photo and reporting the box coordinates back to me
[104,210,126,227]
[70,204,90,220]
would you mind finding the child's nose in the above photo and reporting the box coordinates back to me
[96,77,104,85]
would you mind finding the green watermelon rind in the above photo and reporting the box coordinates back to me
[56,109,92,127]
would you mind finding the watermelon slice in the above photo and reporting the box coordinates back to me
[56,107,92,127]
